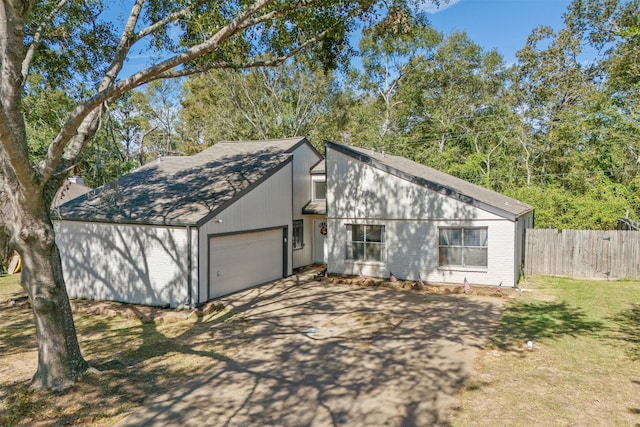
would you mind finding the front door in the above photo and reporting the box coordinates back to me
[313,220,328,264]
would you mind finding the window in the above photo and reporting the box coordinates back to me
[439,227,488,267]
[313,180,326,200]
[293,220,304,249]
[346,225,385,262]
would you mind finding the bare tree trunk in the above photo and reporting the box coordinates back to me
[8,199,88,390]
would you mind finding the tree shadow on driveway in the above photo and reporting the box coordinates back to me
[116,271,503,427]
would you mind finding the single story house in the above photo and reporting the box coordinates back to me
[53,138,533,308]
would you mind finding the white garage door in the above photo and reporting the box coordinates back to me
[209,228,285,298]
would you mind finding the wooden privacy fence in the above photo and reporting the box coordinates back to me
[525,228,640,280]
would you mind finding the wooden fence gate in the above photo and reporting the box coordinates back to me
[525,229,640,280]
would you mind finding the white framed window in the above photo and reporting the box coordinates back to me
[438,227,488,267]
[293,220,304,249]
[313,180,326,200]
[346,224,385,262]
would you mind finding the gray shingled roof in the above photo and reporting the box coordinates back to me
[52,177,92,208]
[310,159,325,174]
[327,142,533,221]
[54,138,308,226]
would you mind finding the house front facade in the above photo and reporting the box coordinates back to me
[324,142,533,288]
[54,138,532,308]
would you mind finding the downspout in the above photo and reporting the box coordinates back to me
[186,225,193,308]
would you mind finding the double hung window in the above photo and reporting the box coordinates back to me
[346,225,385,262]
[438,227,488,267]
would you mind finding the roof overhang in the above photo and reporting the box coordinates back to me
[302,200,327,215]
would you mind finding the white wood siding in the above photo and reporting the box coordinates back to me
[54,221,192,307]
[291,143,323,268]
[327,150,503,221]
[327,219,516,287]
[326,147,519,287]
[197,162,293,303]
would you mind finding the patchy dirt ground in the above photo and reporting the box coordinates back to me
[115,269,505,426]
[1,269,505,426]
[317,271,519,298]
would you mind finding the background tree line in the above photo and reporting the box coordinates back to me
[40,0,639,230]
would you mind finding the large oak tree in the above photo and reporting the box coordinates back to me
[0,0,434,391]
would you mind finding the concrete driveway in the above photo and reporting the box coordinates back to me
[116,269,503,426]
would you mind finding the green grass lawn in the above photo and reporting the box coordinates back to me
[452,276,640,426]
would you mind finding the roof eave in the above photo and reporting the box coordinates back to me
[52,216,198,227]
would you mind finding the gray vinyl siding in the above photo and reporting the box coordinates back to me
[197,162,293,303]
[326,147,520,287]
[54,221,191,307]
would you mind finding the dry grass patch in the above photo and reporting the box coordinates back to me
[0,275,252,426]
[452,276,640,426]
[0,273,23,301]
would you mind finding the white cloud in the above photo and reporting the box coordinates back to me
[421,0,463,13]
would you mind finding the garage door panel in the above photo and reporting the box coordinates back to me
[209,229,283,298]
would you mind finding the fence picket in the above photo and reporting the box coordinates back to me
[525,229,640,280]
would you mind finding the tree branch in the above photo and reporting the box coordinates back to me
[54,0,146,176]
[21,0,70,85]
[1,1,39,196]
[101,0,146,90]
[152,29,329,80]
[40,0,280,182]
[233,0,318,31]
[134,4,195,41]
[57,1,214,172]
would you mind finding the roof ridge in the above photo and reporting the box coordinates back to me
[217,136,305,144]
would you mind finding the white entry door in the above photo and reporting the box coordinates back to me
[209,228,285,298]
[313,220,328,264]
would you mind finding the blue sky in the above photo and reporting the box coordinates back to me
[424,0,573,63]
[114,0,575,78]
